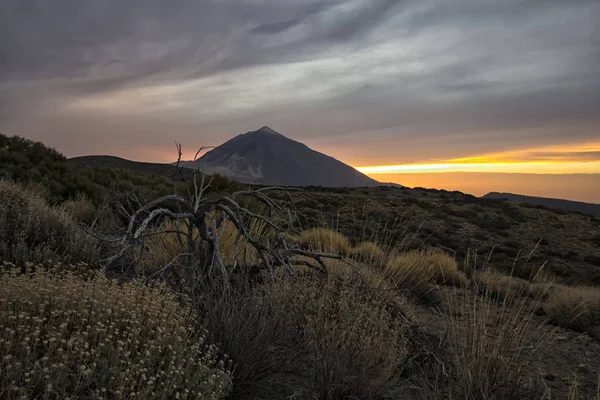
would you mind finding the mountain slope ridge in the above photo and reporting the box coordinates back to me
[179,126,382,187]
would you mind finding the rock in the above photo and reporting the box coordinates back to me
[556,336,568,342]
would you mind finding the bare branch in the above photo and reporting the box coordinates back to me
[93,144,341,285]
[145,252,192,281]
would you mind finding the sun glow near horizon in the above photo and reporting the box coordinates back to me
[356,142,600,175]
[356,161,600,175]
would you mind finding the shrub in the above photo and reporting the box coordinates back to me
[384,249,467,289]
[300,228,350,256]
[198,283,308,399]
[0,180,98,265]
[0,267,230,399]
[300,257,393,291]
[411,282,547,400]
[198,274,408,399]
[543,285,600,331]
[270,276,408,399]
[474,268,531,301]
[350,241,385,266]
[62,194,96,224]
[437,290,546,399]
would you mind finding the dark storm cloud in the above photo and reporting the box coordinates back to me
[0,0,599,163]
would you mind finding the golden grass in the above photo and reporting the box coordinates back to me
[0,267,230,399]
[144,218,269,273]
[300,228,351,256]
[528,282,555,300]
[350,241,385,266]
[144,221,200,274]
[384,249,467,287]
[62,194,96,224]
[218,218,269,266]
[543,284,600,331]
[474,268,532,301]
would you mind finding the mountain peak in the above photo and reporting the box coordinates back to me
[188,126,382,187]
[254,126,282,136]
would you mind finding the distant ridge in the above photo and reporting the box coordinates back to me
[483,192,600,216]
[68,155,180,177]
[178,126,383,187]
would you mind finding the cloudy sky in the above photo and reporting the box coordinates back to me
[1,0,599,199]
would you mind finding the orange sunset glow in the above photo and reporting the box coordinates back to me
[355,142,600,203]
[357,141,600,175]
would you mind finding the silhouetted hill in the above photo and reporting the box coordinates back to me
[68,156,182,178]
[483,192,600,217]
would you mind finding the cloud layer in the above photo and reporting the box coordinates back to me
[1,0,599,165]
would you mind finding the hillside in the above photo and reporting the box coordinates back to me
[179,126,382,187]
[284,186,600,285]
[3,133,600,398]
[68,155,182,178]
[483,191,600,216]
[0,134,242,205]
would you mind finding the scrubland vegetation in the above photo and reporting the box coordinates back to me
[1,134,600,399]
[0,268,230,399]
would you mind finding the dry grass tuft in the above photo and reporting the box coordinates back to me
[384,249,467,288]
[143,221,201,274]
[528,282,555,300]
[143,218,269,274]
[198,273,408,399]
[300,228,351,256]
[218,219,270,266]
[198,282,307,399]
[269,275,409,399]
[543,284,600,331]
[0,267,230,399]
[474,268,532,301]
[62,194,96,224]
[412,286,547,399]
[294,256,394,292]
[350,241,385,266]
[0,180,98,265]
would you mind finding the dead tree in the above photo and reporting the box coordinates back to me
[95,143,345,291]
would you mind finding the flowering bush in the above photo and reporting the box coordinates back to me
[0,267,230,399]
